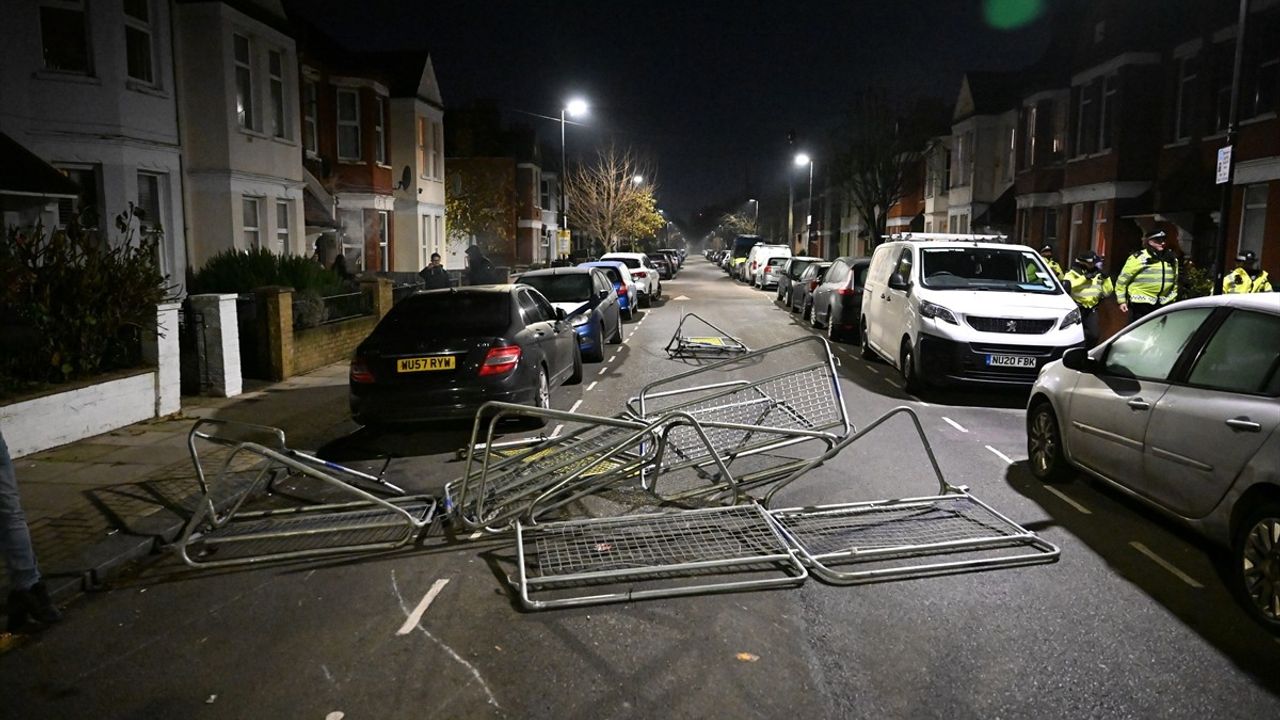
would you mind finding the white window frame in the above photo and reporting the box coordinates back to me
[336,88,361,161]
[433,121,444,178]
[39,0,93,75]
[1174,55,1198,140]
[1005,126,1016,181]
[417,116,429,178]
[1249,58,1279,118]
[1099,74,1117,151]
[377,210,390,270]
[123,0,155,85]
[242,196,262,249]
[1023,105,1038,168]
[1239,184,1268,259]
[1092,203,1107,255]
[374,96,387,165]
[1068,203,1084,259]
[275,199,291,254]
[233,33,255,130]
[302,79,318,154]
[268,49,287,139]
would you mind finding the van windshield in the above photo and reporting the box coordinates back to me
[919,248,1061,294]
[732,237,761,259]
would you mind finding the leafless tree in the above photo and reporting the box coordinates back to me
[565,145,664,253]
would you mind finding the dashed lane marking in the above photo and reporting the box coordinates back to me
[586,381,598,392]
[886,378,905,390]
[985,445,1015,465]
[597,367,609,376]
[396,578,451,636]
[608,354,618,363]
[866,366,880,375]
[551,424,564,437]
[1044,485,1092,514]
[942,417,969,433]
[467,531,484,540]
[1130,542,1204,588]
[569,399,583,414]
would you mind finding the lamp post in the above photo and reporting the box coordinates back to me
[749,198,759,231]
[1212,0,1250,295]
[795,153,814,254]
[560,98,588,263]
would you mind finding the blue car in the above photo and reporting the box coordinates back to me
[517,267,623,362]
[578,260,637,320]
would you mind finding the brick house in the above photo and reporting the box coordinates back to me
[948,72,1020,237]
[884,156,926,237]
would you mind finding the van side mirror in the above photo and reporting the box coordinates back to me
[888,273,909,291]
[1061,347,1096,373]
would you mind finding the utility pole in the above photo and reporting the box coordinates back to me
[786,129,796,244]
[1213,0,1250,295]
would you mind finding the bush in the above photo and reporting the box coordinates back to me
[1,207,171,387]
[188,247,346,296]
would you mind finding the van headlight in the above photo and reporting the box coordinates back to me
[919,300,958,325]
[1059,308,1081,329]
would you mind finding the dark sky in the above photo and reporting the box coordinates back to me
[293,0,1054,227]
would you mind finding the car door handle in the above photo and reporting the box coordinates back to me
[880,293,889,301]
[1126,398,1150,411]
[1225,417,1262,432]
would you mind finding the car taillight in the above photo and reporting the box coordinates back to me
[836,287,857,296]
[809,280,820,291]
[633,270,647,278]
[618,283,628,296]
[350,356,375,384]
[764,265,773,273]
[478,345,521,376]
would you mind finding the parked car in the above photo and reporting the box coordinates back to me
[728,234,765,278]
[860,237,1084,393]
[658,248,683,272]
[744,243,789,283]
[600,252,662,306]
[579,260,637,319]
[517,267,623,362]
[648,253,674,280]
[776,256,822,304]
[753,248,793,289]
[1026,293,1280,632]
[791,261,832,319]
[809,257,871,342]
[349,286,581,425]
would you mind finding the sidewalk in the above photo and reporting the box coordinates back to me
[2,362,354,606]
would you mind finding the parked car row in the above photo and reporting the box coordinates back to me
[350,258,664,427]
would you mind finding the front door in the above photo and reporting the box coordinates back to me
[875,248,913,364]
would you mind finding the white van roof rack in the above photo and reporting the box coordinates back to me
[887,232,1009,243]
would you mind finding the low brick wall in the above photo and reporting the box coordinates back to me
[252,278,393,381]
[293,315,380,376]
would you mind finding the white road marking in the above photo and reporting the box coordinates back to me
[391,572,499,708]
[396,578,452,636]
[1044,486,1092,514]
[942,417,969,433]
[672,295,691,301]
[608,354,618,363]
[985,445,1015,465]
[586,381,598,392]
[886,379,905,390]
[325,711,343,720]
[866,366,880,375]
[1130,542,1204,588]
[597,367,609,376]
[467,530,484,541]
[568,399,583,414]
[550,424,564,437]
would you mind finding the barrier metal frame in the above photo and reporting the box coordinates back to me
[664,313,750,359]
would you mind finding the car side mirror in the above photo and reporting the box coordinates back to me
[1061,347,1096,373]
[599,289,609,299]
[555,308,567,321]
[888,273,909,291]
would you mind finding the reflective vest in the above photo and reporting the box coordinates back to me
[1044,258,1064,280]
[1223,268,1273,294]
[1116,249,1178,305]
[1063,269,1114,309]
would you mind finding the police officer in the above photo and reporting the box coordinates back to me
[1039,245,1064,280]
[1116,230,1178,323]
[1062,251,1113,347]
[1223,251,1273,293]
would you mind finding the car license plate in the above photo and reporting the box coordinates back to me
[397,356,455,373]
[987,354,1036,368]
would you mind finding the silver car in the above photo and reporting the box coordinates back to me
[1026,294,1280,632]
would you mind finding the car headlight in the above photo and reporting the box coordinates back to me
[1059,308,1081,329]
[571,312,590,327]
[919,299,958,325]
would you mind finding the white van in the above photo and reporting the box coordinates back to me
[743,243,789,283]
[752,248,793,289]
[860,235,1085,391]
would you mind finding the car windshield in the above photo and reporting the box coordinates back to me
[519,274,593,302]
[375,292,510,336]
[920,248,1060,294]
[789,259,815,277]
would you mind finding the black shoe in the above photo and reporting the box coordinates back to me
[6,582,63,631]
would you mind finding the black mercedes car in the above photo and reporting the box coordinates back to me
[349,286,582,425]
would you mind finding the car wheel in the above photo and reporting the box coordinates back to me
[860,318,876,360]
[640,293,651,308]
[535,366,551,408]
[608,316,623,344]
[1027,402,1071,482]
[812,303,825,329]
[585,324,606,362]
[566,343,583,385]
[826,310,842,343]
[900,341,923,394]
[802,302,812,323]
[1232,502,1280,634]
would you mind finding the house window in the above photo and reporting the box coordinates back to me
[428,120,442,179]
[1172,56,1198,140]
[1092,203,1107,256]
[1215,44,1233,132]
[1022,105,1038,168]
[434,121,444,178]
[1048,100,1064,158]
[275,200,291,254]
[952,134,967,188]
[1004,126,1016,181]
[268,50,286,139]
[434,216,443,257]
[56,165,100,231]
[340,209,364,271]
[941,149,951,191]
[1044,208,1059,247]
[417,116,428,177]
[1099,74,1117,151]
[540,178,551,210]
[242,197,261,249]
[137,172,167,276]
[1239,184,1268,259]
[1075,81,1099,156]
[374,97,387,164]
[1247,58,1278,118]
[233,34,254,130]
[376,210,390,270]
[420,213,431,268]
[40,1,91,74]
[336,89,361,161]
[302,80,317,154]
[123,0,154,84]
[1068,203,1084,259]
[1018,209,1031,245]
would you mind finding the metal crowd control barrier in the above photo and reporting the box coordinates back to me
[174,420,435,568]
[664,312,750,359]
[762,406,1060,584]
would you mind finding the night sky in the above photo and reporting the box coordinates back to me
[291,0,1055,228]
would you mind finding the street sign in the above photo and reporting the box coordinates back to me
[556,229,571,256]
[1216,146,1233,185]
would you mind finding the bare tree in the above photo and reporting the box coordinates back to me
[565,145,663,253]
[719,210,758,236]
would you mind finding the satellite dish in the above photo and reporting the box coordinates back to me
[396,165,412,191]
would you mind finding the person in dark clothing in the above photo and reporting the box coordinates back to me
[464,245,496,285]
[419,252,451,290]
[2,428,63,632]
[331,252,353,281]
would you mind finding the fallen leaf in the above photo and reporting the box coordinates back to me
[736,652,759,662]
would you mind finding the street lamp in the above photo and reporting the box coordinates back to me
[794,153,814,254]
[748,198,759,230]
[633,175,644,185]
[560,98,588,263]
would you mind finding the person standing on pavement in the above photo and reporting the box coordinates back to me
[1062,251,1114,347]
[419,252,451,290]
[1,428,63,632]
[464,245,496,286]
[1116,231,1179,324]
[1222,251,1273,293]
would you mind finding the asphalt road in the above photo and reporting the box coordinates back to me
[3,258,1278,719]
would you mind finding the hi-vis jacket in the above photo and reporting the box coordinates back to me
[1223,268,1273,294]
[1063,269,1114,309]
[1116,249,1178,306]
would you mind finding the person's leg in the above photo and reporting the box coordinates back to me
[0,430,40,592]
[1082,307,1100,348]
[1129,302,1155,324]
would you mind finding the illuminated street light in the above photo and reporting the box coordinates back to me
[633,175,644,185]
[794,153,815,254]
[559,97,589,263]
